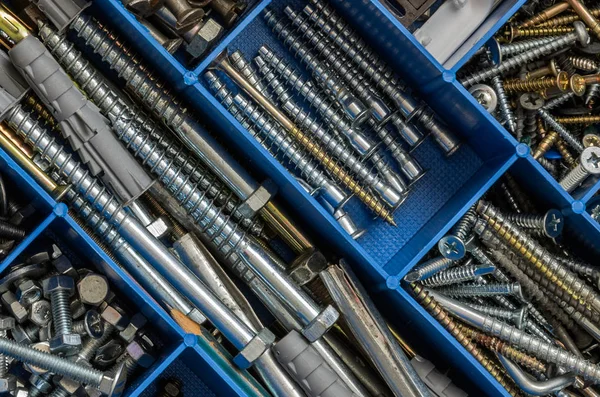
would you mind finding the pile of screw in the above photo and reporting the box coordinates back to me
[207,0,462,232]
[461,0,600,194]
[120,0,247,63]
[0,246,158,396]
[406,173,600,396]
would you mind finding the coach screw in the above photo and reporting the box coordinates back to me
[422,264,496,287]
[464,303,527,329]
[538,109,585,153]
[438,206,477,260]
[505,209,564,238]
[430,290,600,384]
[504,25,576,42]
[560,146,600,192]
[437,283,525,300]
[477,201,600,313]
[404,256,455,283]
[207,72,348,212]
[137,19,183,54]
[301,4,460,156]
[533,130,559,159]
[461,22,590,87]
[37,23,269,241]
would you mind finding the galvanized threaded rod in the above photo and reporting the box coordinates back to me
[4,104,264,357]
[37,22,267,240]
[477,201,600,313]
[69,14,313,253]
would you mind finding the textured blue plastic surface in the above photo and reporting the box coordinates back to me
[5,0,599,396]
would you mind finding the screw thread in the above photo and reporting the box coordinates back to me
[409,283,523,396]
[533,130,559,159]
[556,115,600,124]
[586,73,600,106]
[111,354,138,378]
[499,37,559,57]
[0,219,26,240]
[489,76,516,133]
[464,304,519,324]
[37,23,266,239]
[51,290,73,336]
[461,31,579,87]
[0,338,103,386]
[22,94,60,132]
[78,323,115,363]
[560,163,590,192]
[422,265,492,287]
[28,386,44,397]
[72,320,86,335]
[568,55,598,71]
[503,76,558,93]
[556,256,600,285]
[49,388,70,397]
[507,25,576,40]
[503,213,545,230]
[477,201,600,314]
[537,109,584,152]
[437,283,520,298]
[555,138,579,168]
[405,256,454,282]
[454,207,478,242]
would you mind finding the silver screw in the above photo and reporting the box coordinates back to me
[504,209,564,238]
[537,108,584,153]
[37,23,268,240]
[461,22,590,87]
[490,36,559,58]
[560,147,600,192]
[300,3,461,156]
[436,283,525,300]
[468,84,497,113]
[585,66,600,106]
[422,264,496,287]
[72,311,104,339]
[492,76,517,134]
[438,206,477,260]
[464,303,527,329]
[519,93,544,140]
[404,256,455,283]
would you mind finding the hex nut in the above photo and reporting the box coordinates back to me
[15,279,42,307]
[237,182,276,219]
[49,333,82,356]
[101,305,129,331]
[126,340,156,368]
[84,385,103,397]
[77,274,109,306]
[287,250,327,286]
[0,374,16,393]
[233,328,275,369]
[119,313,147,343]
[14,387,28,397]
[146,217,171,239]
[2,291,28,323]
[0,314,15,331]
[12,324,39,345]
[28,300,51,327]
[186,18,223,59]
[301,305,339,343]
[28,373,50,393]
[43,276,75,299]
[51,255,78,280]
[71,298,86,320]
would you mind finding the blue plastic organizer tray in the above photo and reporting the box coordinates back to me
[5,0,600,395]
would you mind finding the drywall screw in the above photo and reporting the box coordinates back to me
[436,283,525,300]
[68,15,313,253]
[566,0,600,41]
[533,130,559,159]
[438,206,477,260]
[560,146,600,192]
[137,18,183,54]
[476,201,600,313]
[37,23,269,241]
[409,284,522,396]
[404,256,455,283]
[253,55,407,208]
[503,71,570,93]
[422,264,496,287]
[504,209,564,238]
[555,138,579,168]
[430,290,600,384]
[520,2,571,27]
[463,303,527,329]
[300,5,461,156]
[206,72,349,211]
[537,109,584,153]
[556,115,600,124]
[491,75,517,134]
[503,25,577,42]
[461,22,590,87]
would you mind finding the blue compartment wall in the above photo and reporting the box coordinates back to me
[6,0,595,395]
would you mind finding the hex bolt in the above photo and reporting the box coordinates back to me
[438,206,477,260]
[477,201,600,314]
[560,147,600,192]
[464,303,527,329]
[537,108,585,153]
[109,340,156,378]
[421,264,496,287]
[72,311,104,339]
[37,23,268,241]
[504,209,564,238]
[404,256,455,283]
[436,283,525,300]
[461,22,590,87]
[207,73,349,212]
[431,290,600,384]
[43,276,81,356]
[119,314,147,344]
[0,336,127,397]
[77,274,109,307]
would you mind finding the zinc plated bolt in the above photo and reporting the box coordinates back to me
[37,23,269,241]
[537,108,584,153]
[44,276,81,356]
[504,209,564,238]
[301,4,461,156]
[436,283,525,300]
[256,47,426,186]
[477,201,600,314]
[463,303,527,329]
[404,256,455,283]
[430,290,600,384]
[206,72,349,212]
[421,264,496,287]
[438,206,477,260]
[559,146,600,192]
[254,55,407,208]
[461,22,590,87]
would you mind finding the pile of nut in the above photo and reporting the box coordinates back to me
[0,246,158,396]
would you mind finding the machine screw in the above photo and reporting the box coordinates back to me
[464,303,527,329]
[504,209,564,238]
[72,311,104,339]
[559,146,600,192]
[436,283,525,300]
[421,264,496,287]
[461,22,590,87]
[404,256,455,283]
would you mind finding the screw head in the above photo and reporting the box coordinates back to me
[519,93,544,110]
[468,84,497,112]
[513,307,528,330]
[99,361,127,397]
[84,310,104,339]
[570,74,587,96]
[543,209,564,238]
[556,71,570,92]
[574,21,591,47]
[438,235,466,260]
[581,146,600,174]
[583,134,600,148]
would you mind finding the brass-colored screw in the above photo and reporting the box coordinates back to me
[538,7,600,27]
[503,25,577,42]
[409,283,523,397]
[503,71,569,93]
[568,56,598,71]
[533,130,559,159]
[525,59,560,80]
[457,323,547,374]
[555,115,600,124]
[22,95,60,132]
[555,138,579,168]
[566,0,600,41]
[520,2,571,28]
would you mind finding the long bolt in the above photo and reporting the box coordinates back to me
[302,3,459,156]
[560,147,600,192]
[422,264,496,287]
[461,22,590,87]
[477,201,600,313]
[48,276,77,344]
[69,14,313,253]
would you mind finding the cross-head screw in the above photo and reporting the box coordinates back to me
[438,235,466,260]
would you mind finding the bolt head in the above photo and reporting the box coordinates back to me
[14,387,27,397]
[12,323,38,345]
[301,305,339,342]
[77,274,109,306]
[543,209,564,238]
[581,146,600,174]
[101,305,129,331]
[84,310,104,339]
[15,280,41,307]
[234,328,275,369]
[49,333,82,356]
[0,374,16,393]
[2,291,28,324]
[43,276,75,298]
[574,21,591,47]
[99,361,127,397]
[119,313,147,343]
[186,18,223,59]
[28,374,50,393]
[0,314,14,331]
[126,340,156,368]
[438,235,466,260]
[28,300,51,327]
[57,376,84,395]
[52,255,78,280]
